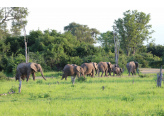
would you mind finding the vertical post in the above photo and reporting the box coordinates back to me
[19,78,22,93]
[157,65,163,87]
[23,25,27,63]
[113,26,119,66]
[28,47,29,62]
[71,76,76,85]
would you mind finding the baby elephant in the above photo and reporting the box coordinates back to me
[113,67,124,76]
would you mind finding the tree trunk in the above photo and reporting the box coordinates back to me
[157,65,163,87]
[126,49,129,56]
[132,47,136,55]
[23,25,27,63]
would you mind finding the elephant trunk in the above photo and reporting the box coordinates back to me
[40,69,46,80]
[137,68,139,75]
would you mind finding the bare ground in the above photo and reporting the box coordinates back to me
[139,68,164,74]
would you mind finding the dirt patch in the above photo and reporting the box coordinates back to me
[139,68,164,74]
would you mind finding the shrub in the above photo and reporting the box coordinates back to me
[0,72,7,80]
[36,80,43,84]
[44,93,50,98]
[77,76,87,82]
[8,86,17,93]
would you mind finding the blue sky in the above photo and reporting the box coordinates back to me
[6,0,164,46]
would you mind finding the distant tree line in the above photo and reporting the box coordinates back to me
[0,8,163,76]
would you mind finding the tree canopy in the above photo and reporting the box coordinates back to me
[114,10,154,56]
[64,22,100,44]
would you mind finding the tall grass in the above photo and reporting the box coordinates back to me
[0,72,164,116]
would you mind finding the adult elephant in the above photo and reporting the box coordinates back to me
[113,67,124,76]
[61,64,84,84]
[97,62,112,77]
[126,61,139,76]
[15,62,46,93]
[16,62,46,81]
[81,62,98,77]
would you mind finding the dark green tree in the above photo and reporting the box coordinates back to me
[98,31,114,52]
[147,43,164,57]
[64,22,100,44]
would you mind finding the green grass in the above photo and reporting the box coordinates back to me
[0,72,164,116]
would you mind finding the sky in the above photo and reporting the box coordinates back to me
[4,0,164,46]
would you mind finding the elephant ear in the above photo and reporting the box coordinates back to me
[76,66,81,72]
[107,62,112,68]
[135,62,139,68]
[30,63,38,72]
[93,62,98,69]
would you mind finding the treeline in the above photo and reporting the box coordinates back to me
[0,8,164,76]
[0,28,163,76]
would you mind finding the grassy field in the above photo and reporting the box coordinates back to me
[0,71,164,116]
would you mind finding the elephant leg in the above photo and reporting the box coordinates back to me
[26,73,30,82]
[98,69,100,77]
[61,74,65,80]
[95,70,97,76]
[92,70,95,77]
[77,73,80,78]
[65,75,67,80]
[128,70,131,76]
[101,71,104,77]
[105,70,108,77]
[19,76,22,93]
[32,72,35,81]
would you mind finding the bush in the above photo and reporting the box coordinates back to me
[44,93,50,98]
[8,86,17,93]
[36,80,43,84]
[0,72,7,80]
[77,76,87,82]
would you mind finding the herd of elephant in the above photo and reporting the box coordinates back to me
[15,61,139,84]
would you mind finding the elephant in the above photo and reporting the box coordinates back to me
[81,62,98,77]
[20,75,27,80]
[126,61,139,76]
[15,62,46,82]
[61,64,84,84]
[113,67,124,76]
[97,62,112,77]
[108,64,118,76]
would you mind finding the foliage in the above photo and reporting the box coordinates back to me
[127,52,161,68]
[98,31,114,52]
[0,20,163,74]
[64,22,100,44]
[114,10,154,56]
[147,43,164,57]
[0,71,7,80]
[77,76,87,82]
[0,7,29,37]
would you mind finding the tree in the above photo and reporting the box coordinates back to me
[98,31,114,52]
[0,7,28,37]
[112,27,120,66]
[147,43,164,57]
[64,22,100,44]
[114,10,154,56]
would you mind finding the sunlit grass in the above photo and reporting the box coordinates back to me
[0,72,164,116]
